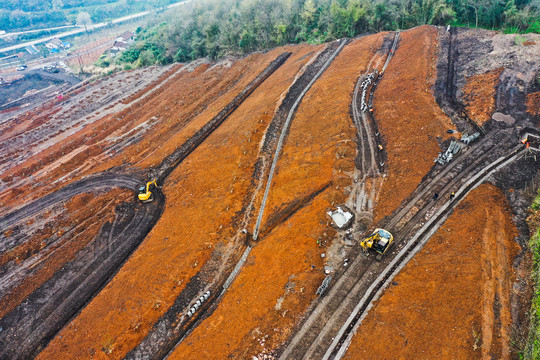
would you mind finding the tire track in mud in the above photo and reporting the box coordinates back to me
[348,32,398,226]
[277,32,399,360]
[279,128,527,359]
[0,173,142,230]
[125,40,347,360]
[0,196,123,302]
[326,142,527,360]
[0,196,163,360]
[0,53,291,360]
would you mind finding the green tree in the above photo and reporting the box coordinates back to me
[329,1,352,38]
[51,0,64,12]
[76,11,91,35]
[274,23,287,45]
[239,28,256,52]
[205,22,221,59]
[301,0,318,31]
[371,1,392,31]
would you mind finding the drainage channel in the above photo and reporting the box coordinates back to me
[252,39,347,241]
[125,43,347,360]
[324,144,526,360]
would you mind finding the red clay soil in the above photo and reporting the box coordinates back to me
[372,26,455,223]
[0,55,254,212]
[36,44,324,360]
[344,184,520,360]
[527,91,540,116]
[168,34,387,360]
[462,67,504,125]
[0,188,132,319]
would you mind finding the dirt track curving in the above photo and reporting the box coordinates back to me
[0,26,538,360]
[0,192,163,360]
[125,41,347,360]
[0,52,290,360]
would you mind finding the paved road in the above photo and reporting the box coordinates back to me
[0,0,191,54]
[0,25,79,39]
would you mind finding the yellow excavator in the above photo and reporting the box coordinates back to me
[138,179,158,203]
[360,228,394,261]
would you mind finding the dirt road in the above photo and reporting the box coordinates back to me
[125,41,347,360]
[0,51,290,360]
[277,27,534,359]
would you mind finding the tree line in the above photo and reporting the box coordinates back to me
[0,0,176,32]
[118,0,539,68]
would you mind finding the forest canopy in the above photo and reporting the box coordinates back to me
[121,0,540,67]
[0,0,177,31]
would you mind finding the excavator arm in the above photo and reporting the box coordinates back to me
[360,228,394,258]
[138,179,158,202]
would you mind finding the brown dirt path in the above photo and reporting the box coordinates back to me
[36,44,320,360]
[462,67,504,125]
[372,26,455,223]
[0,188,132,318]
[344,184,520,360]
[168,34,386,360]
[527,91,540,116]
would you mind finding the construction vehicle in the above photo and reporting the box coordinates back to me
[138,179,158,203]
[360,228,394,261]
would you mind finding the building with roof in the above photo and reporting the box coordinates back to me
[25,45,39,55]
[45,38,63,50]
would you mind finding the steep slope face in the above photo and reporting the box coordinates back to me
[168,33,387,360]
[35,44,323,360]
[344,184,519,359]
[0,26,537,360]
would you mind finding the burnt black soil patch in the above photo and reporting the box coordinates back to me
[0,193,164,360]
[433,27,488,134]
[0,70,80,109]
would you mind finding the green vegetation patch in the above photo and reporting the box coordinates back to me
[524,188,540,360]
[0,0,177,32]
[116,0,540,68]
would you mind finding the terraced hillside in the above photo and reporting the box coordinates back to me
[0,26,539,360]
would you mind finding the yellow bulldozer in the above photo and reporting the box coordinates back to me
[360,228,394,261]
[138,179,158,203]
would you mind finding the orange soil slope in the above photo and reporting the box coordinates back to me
[527,91,540,116]
[372,26,455,223]
[0,188,132,318]
[2,49,292,215]
[344,184,520,360]
[37,44,322,360]
[462,67,504,125]
[169,34,386,360]
[0,58,248,212]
